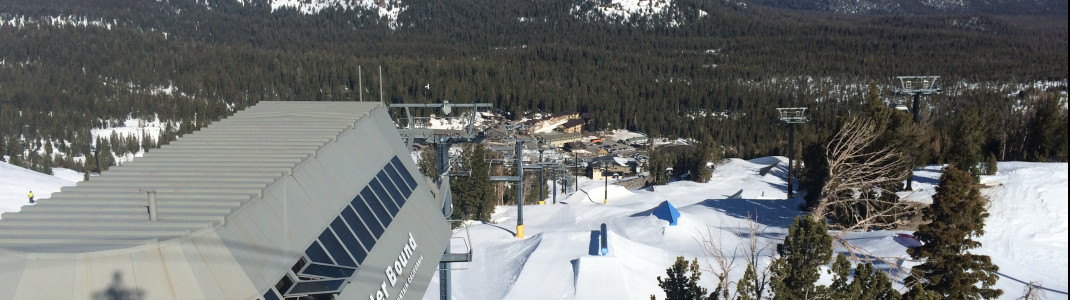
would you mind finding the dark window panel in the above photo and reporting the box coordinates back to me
[376,171,407,209]
[263,289,281,300]
[391,156,419,189]
[285,278,347,297]
[298,262,357,279]
[360,188,393,228]
[368,178,400,215]
[317,230,355,267]
[340,205,377,251]
[383,163,413,197]
[329,218,368,264]
[304,242,333,265]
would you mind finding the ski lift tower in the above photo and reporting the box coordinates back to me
[894,76,941,124]
[389,101,491,300]
[894,76,940,190]
[486,124,537,239]
[777,107,810,199]
[532,140,573,205]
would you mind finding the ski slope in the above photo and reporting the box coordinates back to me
[1,158,1065,299]
[0,161,82,215]
[425,158,1068,300]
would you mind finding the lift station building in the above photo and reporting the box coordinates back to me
[0,101,450,300]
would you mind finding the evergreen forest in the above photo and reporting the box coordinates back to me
[0,0,1066,174]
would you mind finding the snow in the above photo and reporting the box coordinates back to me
[607,129,645,141]
[2,151,1065,298]
[975,162,1068,295]
[89,117,165,165]
[426,159,1068,299]
[0,14,117,30]
[0,161,79,218]
[51,168,86,183]
[264,0,406,29]
[573,0,675,22]
[533,119,569,134]
[896,165,944,204]
[419,112,491,132]
[895,161,1069,295]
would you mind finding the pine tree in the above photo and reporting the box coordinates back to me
[468,144,495,221]
[656,256,710,300]
[141,131,155,153]
[691,135,718,183]
[947,112,985,179]
[907,166,1002,299]
[649,149,673,186]
[770,215,832,300]
[1025,97,1066,162]
[0,137,6,162]
[981,153,998,176]
[852,262,899,300]
[417,146,438,178]
[735,263,758,300]
[828,254,859,299]
[449,144,496,222]
[800,142,828,210]
[901,284,942,300]
[827,254,901,300]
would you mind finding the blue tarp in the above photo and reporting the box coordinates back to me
[652,200,680,226]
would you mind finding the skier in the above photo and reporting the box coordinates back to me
[28,190,34,204]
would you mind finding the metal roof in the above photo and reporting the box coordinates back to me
[0,101,383,253]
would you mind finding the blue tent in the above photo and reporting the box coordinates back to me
[652,200,681,226]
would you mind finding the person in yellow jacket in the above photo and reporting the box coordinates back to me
[28,191,34,204]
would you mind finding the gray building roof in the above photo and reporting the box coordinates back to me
[0,101,450,300]
[1,101,379,253]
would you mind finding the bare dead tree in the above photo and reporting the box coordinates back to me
[809,116,918,275]
[696,213,774,300]
[1017,281,1047,300]
[696,224,740,300]
[738,213,773,300]
[813,116,912,232]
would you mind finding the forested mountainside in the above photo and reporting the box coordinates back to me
[749,0,1067,14]
[0,0,1066,174]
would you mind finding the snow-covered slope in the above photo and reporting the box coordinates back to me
[569,0,707,26]
[748,0,1066,14]
[0,160,81,218]
[252,0,406,28]
[425,159,1068,300]
[573,0,675,21]
[976,162,1068,295]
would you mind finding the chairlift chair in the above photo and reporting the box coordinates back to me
[440,219,474,266]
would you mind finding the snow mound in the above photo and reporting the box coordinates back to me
[572,256,633,299]
[454,233,543,300]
